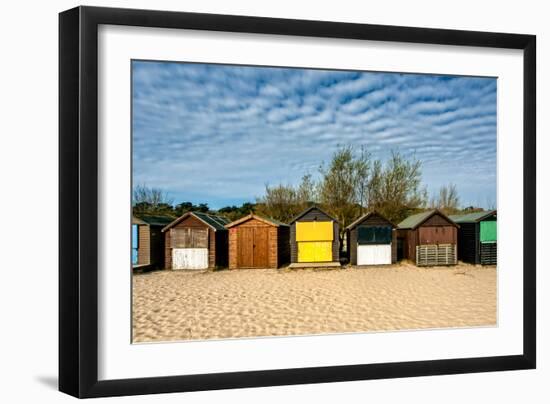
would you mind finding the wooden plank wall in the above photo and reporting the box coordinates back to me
[418,226,457,245]
[349,228,358,265]
[416,244,457,266]
[137,225,150,265]
[164,215,216,269]
[480,242,497,265]
[228,218,278,269]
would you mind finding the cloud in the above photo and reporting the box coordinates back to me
[132,61,497,209]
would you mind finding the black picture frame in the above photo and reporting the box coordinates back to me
[59,6,536,398]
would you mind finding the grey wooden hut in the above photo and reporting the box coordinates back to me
[346,211,397,266]
[289,206,340,267]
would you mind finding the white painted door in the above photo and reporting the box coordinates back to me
[172,248,208,270]
[357,244,392,265]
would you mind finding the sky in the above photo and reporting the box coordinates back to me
[132,60,497,210]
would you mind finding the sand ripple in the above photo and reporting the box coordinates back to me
[132,263,496,343]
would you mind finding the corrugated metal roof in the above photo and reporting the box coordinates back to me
[193,211,231,230]
[397,210,435,229]
[135,215,175,226]
[449,210,496,223]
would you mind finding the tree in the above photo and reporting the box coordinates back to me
[255,174,318,223]
[353,146,372,214]
[318,145,372,245]
[367,151,427,223]
[431,183,460,214]
[132,184,174,216]
[217,202,257,222]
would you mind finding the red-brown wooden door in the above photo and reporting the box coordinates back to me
[237,227,269,268]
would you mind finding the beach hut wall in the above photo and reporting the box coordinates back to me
[450,210,497,265]
[132,215,174,270]
[225,214,289,269]
[289,206,340,264]
[162,212,229,270]
[396,209,458,266]
[346,211,396,266]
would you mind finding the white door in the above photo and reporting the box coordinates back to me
[172,248,208,269]
[357,244,392,265]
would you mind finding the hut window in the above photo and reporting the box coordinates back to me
[357,226,392,244]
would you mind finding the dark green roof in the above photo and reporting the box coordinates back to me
[397,210,434,229]
[397,209,458,229]
[162,211,230,232]
[192,211,231,230]
[135,215,175,226]
[449,210,497,223]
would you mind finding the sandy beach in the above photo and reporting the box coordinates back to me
[132,263,496,343]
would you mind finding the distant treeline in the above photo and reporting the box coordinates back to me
[133,146,490,228]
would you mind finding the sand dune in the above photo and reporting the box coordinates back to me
[132,263,496,343]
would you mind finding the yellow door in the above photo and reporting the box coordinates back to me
[296,221,333,262]
[298,241,332,262]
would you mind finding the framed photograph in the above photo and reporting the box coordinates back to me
[59,6,536,398]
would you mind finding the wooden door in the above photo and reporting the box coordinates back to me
[237,227,254,267]
[252,227,269,267]
[237,226,269,268]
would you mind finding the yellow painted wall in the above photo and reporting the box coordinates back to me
[298,241,332,262]
[296,221,333,241]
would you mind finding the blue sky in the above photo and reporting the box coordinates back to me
[132,61,497,210]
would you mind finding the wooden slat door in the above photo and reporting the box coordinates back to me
[237,227,269,268]
[237,227,254,267]
[253,227,269,268]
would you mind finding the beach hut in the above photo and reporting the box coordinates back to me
[162,212,230,270]
[225,214,289,269]
[289,206,340,267]
[346,211,397,266]
[450,210,497,265]
[396,209,459,266]
[132,215,174,270]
